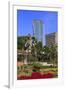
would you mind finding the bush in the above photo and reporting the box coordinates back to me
[31,63,43,72]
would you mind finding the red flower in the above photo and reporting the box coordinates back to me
[17,72,54,80]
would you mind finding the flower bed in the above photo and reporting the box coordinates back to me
[17,72,54,80]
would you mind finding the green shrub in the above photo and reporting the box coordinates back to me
[23,65,30,69]
[31,63,43,72]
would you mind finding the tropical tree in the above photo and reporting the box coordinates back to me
[41,46,50,62]
[49,44,58,67]
[35,41,42,62]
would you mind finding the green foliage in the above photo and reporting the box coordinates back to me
[31,63,42,72]
[17,36,57,66]
[32,36,37,43]
[23,65,30,69]
[41,46,51,62]
[27,55,38,63]
[17,36,28,49]
[36,41,42,51]
[17,54,25,61]
[31,63,43,69]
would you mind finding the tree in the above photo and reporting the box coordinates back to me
[35,41,42,62]
[17,36,28,50]
[41,46,51,62]
[49,44,58,67]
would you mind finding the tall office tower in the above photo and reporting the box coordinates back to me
[46,32,58,46]
[33,19,45,46]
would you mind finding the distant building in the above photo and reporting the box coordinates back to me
[46,32,58,46]
[33,19,45,46]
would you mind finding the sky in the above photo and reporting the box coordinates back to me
[17,10,58,36]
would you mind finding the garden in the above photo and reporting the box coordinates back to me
[17,63,58,80]
[17,36,58,80]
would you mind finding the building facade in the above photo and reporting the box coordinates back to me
[46,32,58,46]
[33,19,44,46]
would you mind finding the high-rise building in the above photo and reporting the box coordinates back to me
[33,19,45,46]
[46,32,58,46]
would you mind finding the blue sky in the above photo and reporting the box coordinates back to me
[17,10,58,36]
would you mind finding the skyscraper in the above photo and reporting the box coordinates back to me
[33,19,44,46]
